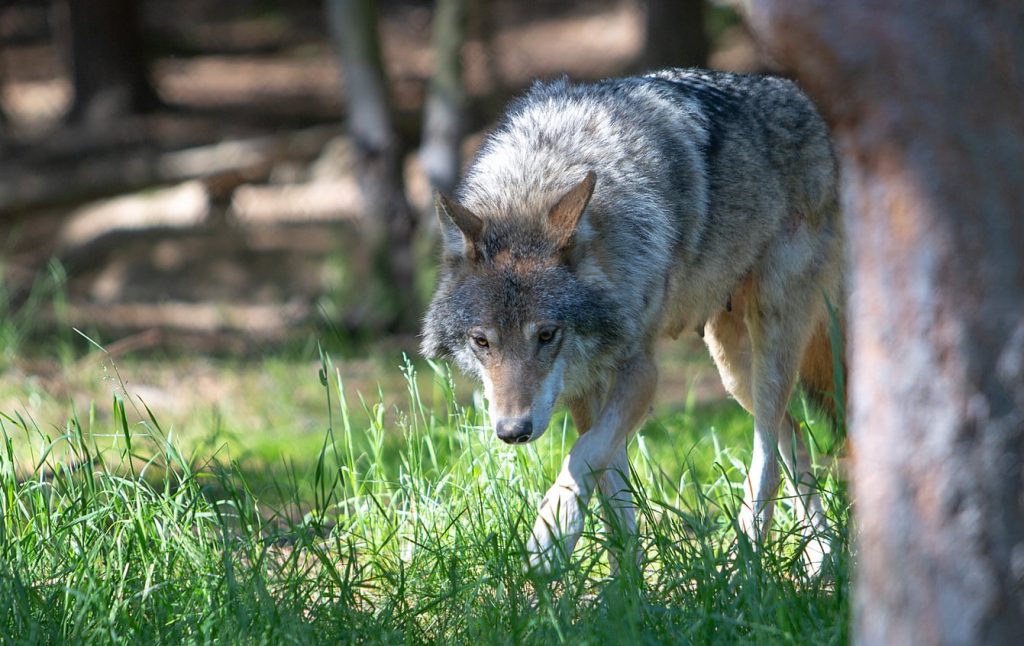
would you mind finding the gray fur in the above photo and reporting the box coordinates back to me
[421,68,843,571]
[423,68,838,394]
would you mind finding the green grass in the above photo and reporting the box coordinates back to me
[0,345,850,644]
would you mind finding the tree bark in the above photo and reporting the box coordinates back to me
[326,0,419,331]
[419,0,467,196]
[748,2,1024,644]
[60,0,160,124]
[641,0,709,70]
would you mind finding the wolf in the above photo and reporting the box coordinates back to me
[421,68,843,572]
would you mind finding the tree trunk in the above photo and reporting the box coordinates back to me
[326,0,419,331]
[641,0,709,70]
[419,0,467,196]
[61,0,159,124]
[748,2,1024,644]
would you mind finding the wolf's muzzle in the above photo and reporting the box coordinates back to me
[496,418,533,444]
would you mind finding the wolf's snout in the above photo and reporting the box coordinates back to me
[496,418,533,444]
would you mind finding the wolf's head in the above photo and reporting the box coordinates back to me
[422,172,621,444]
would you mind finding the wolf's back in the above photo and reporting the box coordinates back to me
[645,68,837,221]
[461,68,834,239]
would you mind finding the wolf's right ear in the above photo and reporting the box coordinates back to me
[548,171,596,250]
[436,193,484,262]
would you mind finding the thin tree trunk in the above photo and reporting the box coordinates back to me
[749,2,1024,644]
[61,0,159,124]
[420,0,467,196]
[641,0,709,70]
[326,0,419,331]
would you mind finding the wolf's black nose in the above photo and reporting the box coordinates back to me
[496,418,533,444]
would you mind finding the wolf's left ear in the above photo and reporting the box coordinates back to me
[436,193,484,261]
[548,171,596,249]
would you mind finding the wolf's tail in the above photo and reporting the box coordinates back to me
[799,319,847,431]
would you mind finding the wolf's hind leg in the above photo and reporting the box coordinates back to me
[705,286,782,542]
[527,351,655,573]
[743,288,824,546]
[743,224,841,568]
[778,412,831,571]
[708,292,834,573]
[705,282,828,550]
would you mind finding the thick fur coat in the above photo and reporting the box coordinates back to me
[422,68,842,572]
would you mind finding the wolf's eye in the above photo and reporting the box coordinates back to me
[472,335,489,349]
[538,328,557,344]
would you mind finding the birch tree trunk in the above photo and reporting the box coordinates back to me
[326,0,419,331]
[420,0,467,196]
[749,2,1024,643]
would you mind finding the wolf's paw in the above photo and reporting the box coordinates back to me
[605,533,643,577]
[737,505,771,546]
[525,485,585,574]
[800,533,834,579]
[737,506,756,541]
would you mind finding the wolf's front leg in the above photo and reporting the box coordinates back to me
[526,351,656,572]
[567,387,639,572]
[598,446,639,573]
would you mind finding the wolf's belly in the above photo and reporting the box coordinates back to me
[658,267,750,340]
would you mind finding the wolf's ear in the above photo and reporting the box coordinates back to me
[436,193,484,261]
[547,171,596,249]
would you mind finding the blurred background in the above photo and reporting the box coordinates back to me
[0,0,762,352]
[1,0,770,457]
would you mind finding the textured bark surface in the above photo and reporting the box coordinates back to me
[748,2,1024,644]
[62,0,160,124]
[327,0,419,330]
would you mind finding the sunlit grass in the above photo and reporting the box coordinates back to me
[0,345,850,643]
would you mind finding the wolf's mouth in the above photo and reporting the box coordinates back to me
[498,432,533,446]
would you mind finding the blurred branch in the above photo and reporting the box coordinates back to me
[326,0,420,332]
[0,124,341,215]
[57,181,209,252]
[420,0,468,196]
[231,178,362,224]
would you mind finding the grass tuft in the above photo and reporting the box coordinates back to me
[0,349,849,644]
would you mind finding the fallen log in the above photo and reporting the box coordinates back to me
[0,124,343,215]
